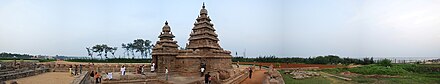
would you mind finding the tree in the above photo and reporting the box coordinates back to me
[92,44,104,60]
[121,43,129,58]
[127,43,135,59]
[144,40,153,59]
[86,47,93,60]
[110,47,117,58]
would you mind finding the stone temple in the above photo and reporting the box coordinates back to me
[152,3,232,76]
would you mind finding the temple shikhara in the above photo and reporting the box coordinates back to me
[152,3,233,76]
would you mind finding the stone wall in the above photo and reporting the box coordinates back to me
[38,63,147,73]
[175,58,232,76]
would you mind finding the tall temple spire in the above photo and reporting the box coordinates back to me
[186,3,223,50]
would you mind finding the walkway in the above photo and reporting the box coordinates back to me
[240,69,267,84]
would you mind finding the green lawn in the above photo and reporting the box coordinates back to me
[279,70,331,84]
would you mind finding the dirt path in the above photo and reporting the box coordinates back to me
[319,72,353,84]
[240,69,267,84]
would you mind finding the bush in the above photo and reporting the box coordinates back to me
[348,65,408,75]
[377,59,392,67]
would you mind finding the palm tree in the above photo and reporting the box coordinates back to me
[144,40,153,59]
[110,47,117,58]
[133,39,146,59]
[86,47,93,60]
[127,43,135,59]
[102,44,111,59]
[122,43,129,58]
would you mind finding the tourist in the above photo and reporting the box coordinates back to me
[121,65,126,76]
[204,72,211,84]
[150,63,155,72]
[249,67,253,79]
[90,71,95,83]
[74,64,78,75]
[107,72,113,80]
[79,64,83,74]
[236,61,240,68]
[95,72,101,83]
[165,67,168,81]
[200,65,205,77]
[69,65,73,76]
[141,65,145,75]
[201,63,206,77]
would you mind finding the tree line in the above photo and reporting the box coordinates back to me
[233,55,375,65]
[0,52,33,59]
[86,39,153,60]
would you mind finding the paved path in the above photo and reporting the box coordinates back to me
[240,69,267,84]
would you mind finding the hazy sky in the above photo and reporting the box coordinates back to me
[0,0,439,58]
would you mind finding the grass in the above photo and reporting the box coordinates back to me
[279,70,331,84]
[320,64,440,84]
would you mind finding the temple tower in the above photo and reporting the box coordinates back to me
[176,3,232,76]
[152,21,179,73]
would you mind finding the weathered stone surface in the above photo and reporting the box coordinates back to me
[152,3,233,77]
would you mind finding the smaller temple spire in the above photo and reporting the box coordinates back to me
[165,20,168,25]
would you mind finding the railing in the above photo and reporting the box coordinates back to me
[71,71,90,84]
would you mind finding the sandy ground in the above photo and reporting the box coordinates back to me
[5,72,74,84]
[240,69,267,84]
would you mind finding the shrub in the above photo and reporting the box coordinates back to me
[377,59,392,67]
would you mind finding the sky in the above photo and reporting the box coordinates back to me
[0,0,439,58]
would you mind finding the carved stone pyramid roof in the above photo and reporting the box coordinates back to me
[152,21,179,54]
[186,3,223,50]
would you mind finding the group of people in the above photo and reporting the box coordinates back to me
[136,65,145,75]
[68,64,83,76]
[89,71,102,83]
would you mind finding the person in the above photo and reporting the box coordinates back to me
[248,67,253,79]
[259,65,262,70]
[121,65,126,76]
[107,72,113,80]
[79,64,83,74]
[201,63,206,77]
[69,65,73,76]
[236,61,240,68]
[200,66,205,77]
[95,72,101,83]
[165,67,169,81]
[74,65,78,75]
[204,72,211,84]
[150,63,155,72]
[90,71,95,83]
[141,65,144,75]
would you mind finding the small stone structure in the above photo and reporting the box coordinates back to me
[152,3,232,76]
